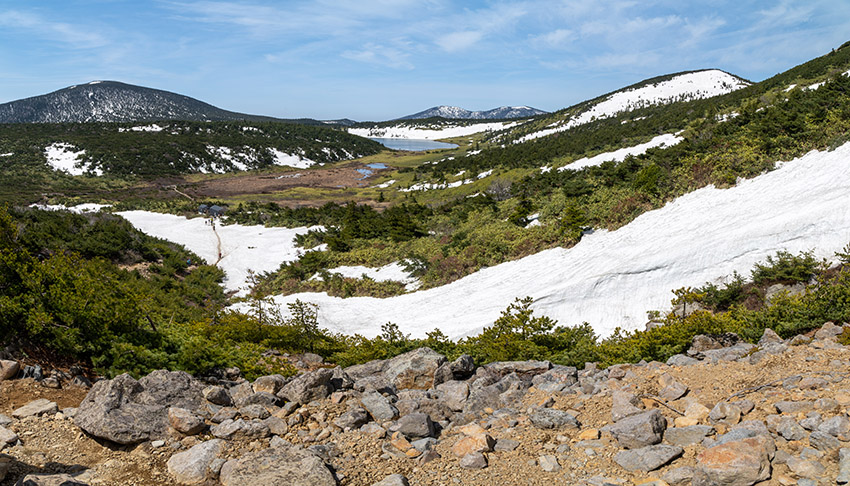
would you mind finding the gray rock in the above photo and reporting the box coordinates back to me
[538,454,561,472]
[818,415,850,437]
[693,436,774,486]
[239,403,271,420]
[344,359,385,381]
[484,360,551,378]
[0,360,19,381]
[530,409,579,429]
[277,368,334,405]
[261,416,287,436]
[252,374,286,395]
[12,399,58,419]
[664,426,714,447]
[354,375,396,394]
[235,391,279,409]
[167,439,224,484]
[334,407,370,430]
[383,347,448,390]
[210,419,270,440]
[532,365,578,391]
[0,414,11,427]
[168,407,206,435]
[360,391,398,421]
[662,466,695,486]
[659,381,689,402]
[411,438,437,452]
[614,444,683,471]
[808,430,841,452]
[0,425,17,447]
[395,413,435,439]
[814,397,840,413]
[219,444,336,486]
[372,474,409,486]
[211,407,238,423]
[436,381,469,412]
[494,438,520,451]
[774,400,813,414]
[449,354,476,379]
[13,474,89,485]
[800,412,822,431]
[814,321,843,340]
[757,328,783,346]
[666,354,699,366]
[611,390,643,422]
[459,452,487,469]
[786,456,826,479]
[703,343,755,363]
[688,334,724,355]
[606,409,666,449]
[838,448,850,484]
[709,402,741,425]
[330,367,354,391]
[74,370,204,444]
[203,386,232,406]
[775,417,806,441]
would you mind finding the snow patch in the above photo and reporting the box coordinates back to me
[558,134,682,171]
[44,143,101,176]
[268,148,315,169]
[118,124,164,133]
[316,262,420,291]
[249,143,850,340]
[349,121,518,140]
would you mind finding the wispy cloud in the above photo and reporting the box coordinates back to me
[341,42,415,70]
[0,10,108,48]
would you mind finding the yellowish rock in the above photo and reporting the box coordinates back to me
[578,429,600,440]
[675,417,700,427]
[684,402,710,420]
[452,434,495,457]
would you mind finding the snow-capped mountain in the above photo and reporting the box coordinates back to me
[0,81,292,124]
[398,105,547,120]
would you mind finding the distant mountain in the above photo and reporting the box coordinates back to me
[398,105,547,120]
[0,81,317,124]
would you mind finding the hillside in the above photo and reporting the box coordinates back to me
[0,81,319,124]
[398,105,547,120]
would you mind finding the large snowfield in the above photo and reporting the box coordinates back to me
[244,143,850,339]
[348,121,518,140]
[116,211,319,296]
[519,70,749,143]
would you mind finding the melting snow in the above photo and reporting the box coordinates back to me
[31,203,111,213]
[117,211,321,296]
[268,148,315,169]
[246,142,850,340]
[518,70,748,143]
[558,134,682,171]
[44,143,101,176]
[316,262,420,291]
[349,122,518,140]
[118,124,164,133]
[0,153,12,157]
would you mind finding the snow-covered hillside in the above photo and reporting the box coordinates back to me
[116,211,319,295]
[243,142,850,340]
[518,70,749,143]
[349,121,518,140]
[554,133,683,172]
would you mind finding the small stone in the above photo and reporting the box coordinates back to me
[334,408,370,431]
[530,409,579,429]
[168,407,206,435]
[459,452,487,469]
[452,434,495,456]
[606,409,667,449]
[614,444,683,472]
[786,457,826,479]
[659,381,689,402]
[360,423,386,439]
[664,426,714,447]
[12,398,58,418]
[0,426,18,447]
[0,360,19,381]
[837,448,850,484]
[395,413,435,439]
[774,401,813,414]
[203,386,232,406]
[494,438,520,452]
[539,455,561,472]
[709,402,741,425]
[579,428,600,440]
[808,430,841,453]
[674,417,699,427]
[662,466,695,486]
[372,474,410,486]
[684,402,711,421]
[167,439,224,484]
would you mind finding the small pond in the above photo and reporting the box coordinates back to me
[371,138,458,151]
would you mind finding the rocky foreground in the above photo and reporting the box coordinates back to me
[2,322,850,485]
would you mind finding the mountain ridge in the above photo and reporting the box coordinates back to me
[0,80,322,124]
[397,105,547,120]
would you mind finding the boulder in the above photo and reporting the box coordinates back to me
[167,439,224,484]
[13,474,89,486]
[484,360,551,378]
[0,360,19,381]
[277,368,334,405]
[219,444,336,486]
[664,426,714,447]
[662,467,695,486]
[210,419,270,440]
[12,399,58,419]
[530,409,579,429]
[449,354,476,379]
[344,359,385,382]
[614,444,683,471]
[252,374,287,395]
[606,409,666,449]
[360,391,398,421]
[333,408,370,430]
[459,452,487,469]
[611,390,643,422]
[168,407,206,435]
[435,381,469,412]
[693,436,774,486]
[452,434,495,456]
[74,371,204,444]
[395,413,435,439]
[383,348,447,390]
[203,386,232,406]
[709,402,741,425]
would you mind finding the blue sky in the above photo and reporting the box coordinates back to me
[1,0,849,120]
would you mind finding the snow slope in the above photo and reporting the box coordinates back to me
[349,121,518,140]
[518,70,748,143]
[44,143,101,176]
[318,262,420,291]
[116,211,319,295]
[248,143,850,340]
[556,134,683,172]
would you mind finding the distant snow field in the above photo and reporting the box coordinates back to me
[268,148,315,169]
[118,124,164,132]
[349,121,518,140]
[519,70,749,143]
[116,211,320,296]
[250,142,850,340]
[557,133,682,172]
[44,142,101,176]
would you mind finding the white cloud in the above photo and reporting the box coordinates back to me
[436,31,484,52]
[532,28,575,48]
[341,42,414,70]
[0,10,108,48]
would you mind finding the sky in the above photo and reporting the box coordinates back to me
[0,1,849,121]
